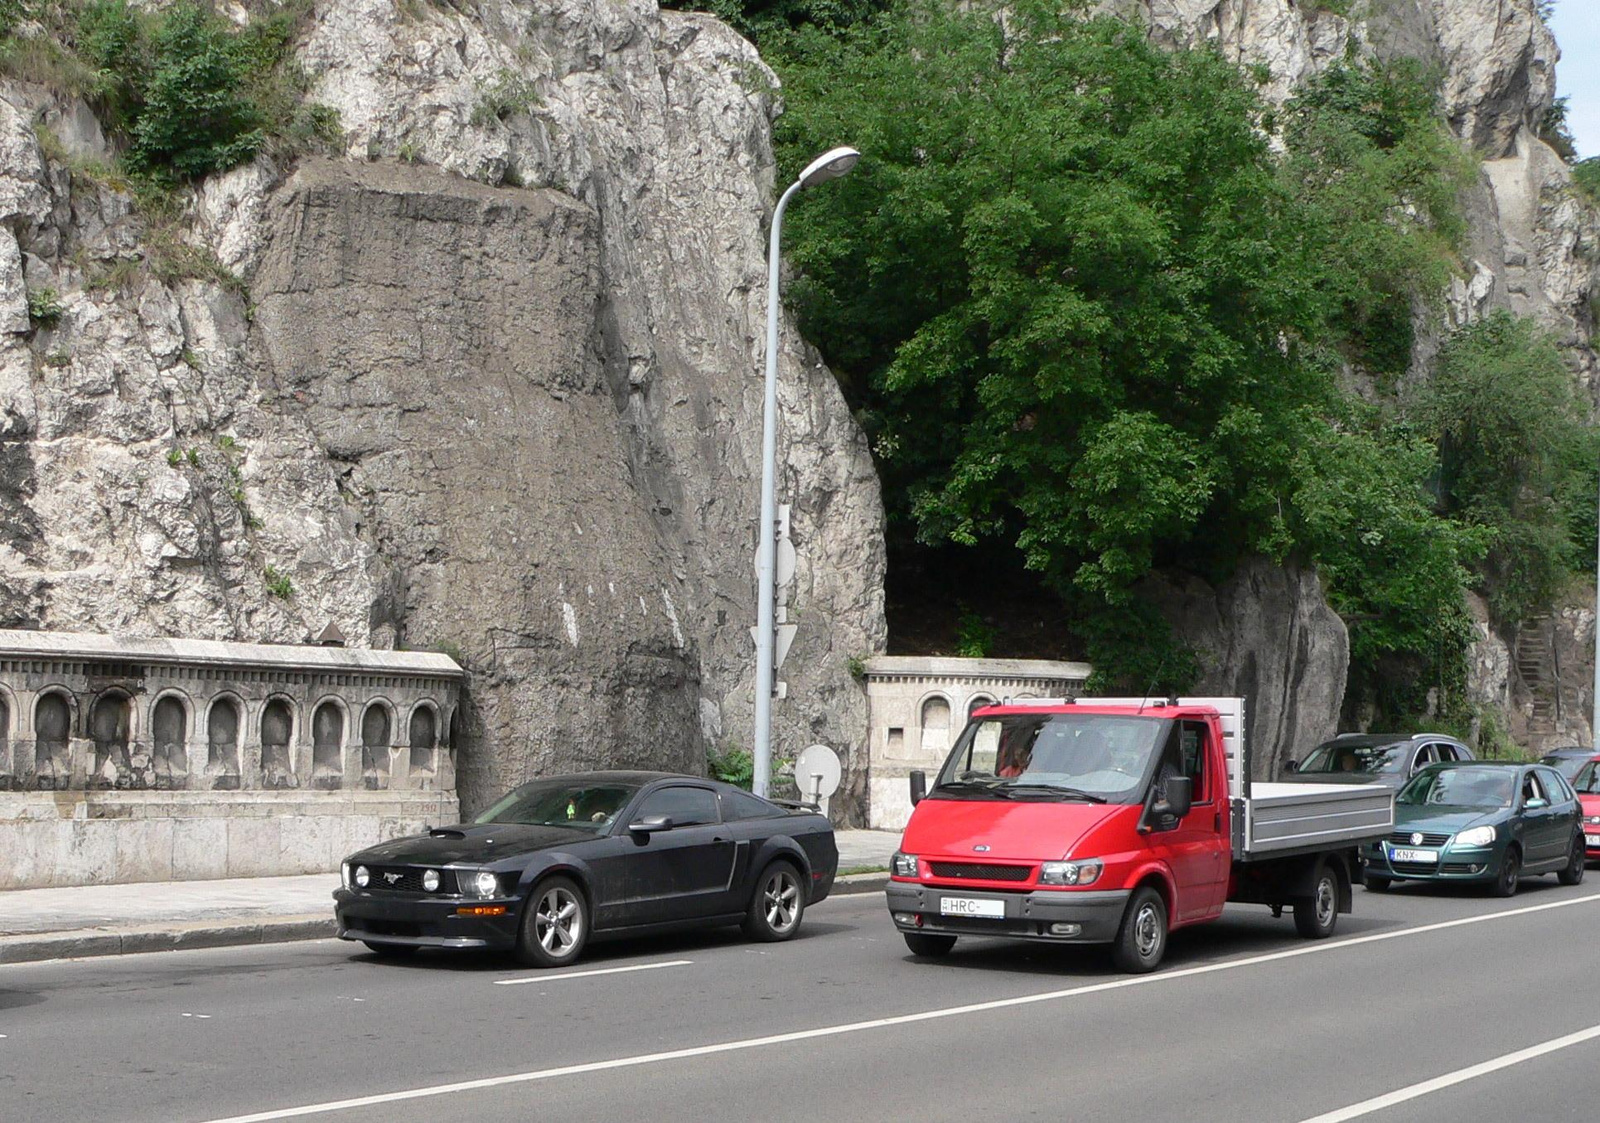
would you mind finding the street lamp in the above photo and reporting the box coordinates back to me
[752,145,860,798]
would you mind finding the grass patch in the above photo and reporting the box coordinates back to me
[263,563,293,600]
[469,67,539,127]
[838,865,887,877]
[27,285,63,327]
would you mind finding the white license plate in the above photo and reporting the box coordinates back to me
[939,896,1005,919]
[1389,847,1438,864]
[1586,834,1600,848]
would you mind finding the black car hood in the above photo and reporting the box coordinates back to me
[353,823,597,865]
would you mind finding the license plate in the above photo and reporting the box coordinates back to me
[1389,847,1438,864]
[1586,834,1600,848]
[939,896,1005,919]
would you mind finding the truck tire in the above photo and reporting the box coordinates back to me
[902,932,957,957]
[1558,834,1586,886]
[1293,866,1339,939]
[1110,886,1168,974]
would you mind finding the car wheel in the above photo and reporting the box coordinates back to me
[362,940,417,959]
[743,860,805,942]
[1364,876,1391,893]
[1110,886,1168,974]
[1491,847,1521,898]
[902,932,957,957]
[1294,867,1340,939]
[516,876,589,968]
[1558,834,1587,886]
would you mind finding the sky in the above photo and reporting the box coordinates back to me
[1548,0,1600,160]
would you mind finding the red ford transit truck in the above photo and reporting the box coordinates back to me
[885,697,1394,972]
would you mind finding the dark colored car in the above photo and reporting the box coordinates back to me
[1359,762,1585,896]
[1287,733,1473,789]
[1539,748,1596,782]
[333,771,837,967]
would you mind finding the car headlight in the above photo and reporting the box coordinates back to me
[1452,826,1496,849]
[891,852,919,878]
[354,865,370,888]
[422,869,441,892]
[341,860,351,890]
[470,870,500,898]
[1040,859,1103,887]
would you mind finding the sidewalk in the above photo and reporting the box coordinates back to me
[0,829,900,965]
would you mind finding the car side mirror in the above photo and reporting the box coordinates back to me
[1526,798,1548,810]
[909,770,926,806]
[1284,760,1299,774]
[628,815,674,834]
[1154,776,1192,821]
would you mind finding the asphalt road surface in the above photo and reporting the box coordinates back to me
[3,878,1597,1123]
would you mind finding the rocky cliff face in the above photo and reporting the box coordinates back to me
[0,0,887,818]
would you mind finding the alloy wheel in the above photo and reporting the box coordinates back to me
[535,885,583,958]
[762,868,801,935]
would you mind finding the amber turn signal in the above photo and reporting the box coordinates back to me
[455,905,508,917]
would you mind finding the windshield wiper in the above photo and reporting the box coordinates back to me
[932,778,1005,794]
[999,783,1106,803]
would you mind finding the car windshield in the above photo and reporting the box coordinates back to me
[933,713,1165,804]
[474,780,637,831]
[1397,767,1514,809]
[1542,754,1591,782]
[1297,740,1409,775]
[1572,761,1600,795]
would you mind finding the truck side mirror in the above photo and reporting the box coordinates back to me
[909,770,926,806]
[1159,776,1192,820]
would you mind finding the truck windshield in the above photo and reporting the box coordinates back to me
[1297,741,1409,775]
[932,713,1165,804]
[1396,767,1513,809]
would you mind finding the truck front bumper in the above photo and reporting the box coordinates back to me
[885,882,1130,944]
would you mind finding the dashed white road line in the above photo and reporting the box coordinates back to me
[1298,1022,1600,1122]
[493,959,692,986]
[198,890,1600,1123]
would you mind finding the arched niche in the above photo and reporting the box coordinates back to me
[0,690,10,789]
[260,698,296,789]
[207,696,242,790]
[360,702,391,788]
[408,704,438,776]
[89,691,133,788]
[311,699,345,788]
[919,693,952,760]
[34,691,72,789]
[151,695,188,789]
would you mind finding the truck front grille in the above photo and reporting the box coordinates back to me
[928,862,1033,882]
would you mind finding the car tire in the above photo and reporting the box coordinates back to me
[516,875,590,968]
[1491,847,1521,898]
[902,932,957,957]
[743,860,805,942]
[1365,876,1391,893]
[362,940,417,959]
[1558,834,1587,886]
[1110,886,1168,974]
[1293,867,1339,939]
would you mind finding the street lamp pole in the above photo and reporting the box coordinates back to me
[1593,472,1599,751]
[752,145,860,798]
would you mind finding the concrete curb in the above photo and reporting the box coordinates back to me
[0,914,336,965]
[0,875,890,965]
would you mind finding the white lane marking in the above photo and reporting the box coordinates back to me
[493,960,692,986]
[198,890,1600,1123]
[1298,1022,1600,1122]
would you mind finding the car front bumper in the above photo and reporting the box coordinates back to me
[333,888,522,950]
[885,882,1130,944]
[1361,845,1500,883]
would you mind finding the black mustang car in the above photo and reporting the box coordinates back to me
[334,771,838,967]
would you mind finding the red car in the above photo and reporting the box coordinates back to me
[1572,755,1600,860]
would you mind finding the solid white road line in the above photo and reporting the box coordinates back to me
[1297,1022,1600,1122]
[198,890,1600,1123]
[493,960,692,986]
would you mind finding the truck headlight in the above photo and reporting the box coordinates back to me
[1451,826,1496,849]
[891,852,919,878]
[1040,859,1103,886]
[470,870,500,898]
[354,865,370,888]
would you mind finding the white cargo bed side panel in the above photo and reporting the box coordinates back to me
[1238,782,1394,859]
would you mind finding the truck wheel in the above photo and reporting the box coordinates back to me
[1293,867,1339,939]
[902,932,957,957]
[1110,887,1167,974]
[1364,876,1391,893]
[1491,848,1521,898]
[1558,834,1586,886]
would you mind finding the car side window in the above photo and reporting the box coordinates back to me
[1434,743,1460,763]
[1411,745,1435,773]
[635,786,720,827]
[721,789,780,822]
[1539,769,1573,803]
[1179,720,1209,803]
[1521,772,1546,807]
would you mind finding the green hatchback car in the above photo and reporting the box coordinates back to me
[1361,761,1586,896]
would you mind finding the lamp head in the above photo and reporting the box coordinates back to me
[798,146,861,188]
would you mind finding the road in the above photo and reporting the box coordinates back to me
[2,878,1597,1123]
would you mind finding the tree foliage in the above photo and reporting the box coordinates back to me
[770,0,1492,696]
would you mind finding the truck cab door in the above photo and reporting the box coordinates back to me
[1150,720,1229,922]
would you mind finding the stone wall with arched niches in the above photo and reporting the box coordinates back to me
[0,630,465,889]
[863,656,1092,831]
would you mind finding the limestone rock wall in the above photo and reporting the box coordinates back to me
[0,0,886,821]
